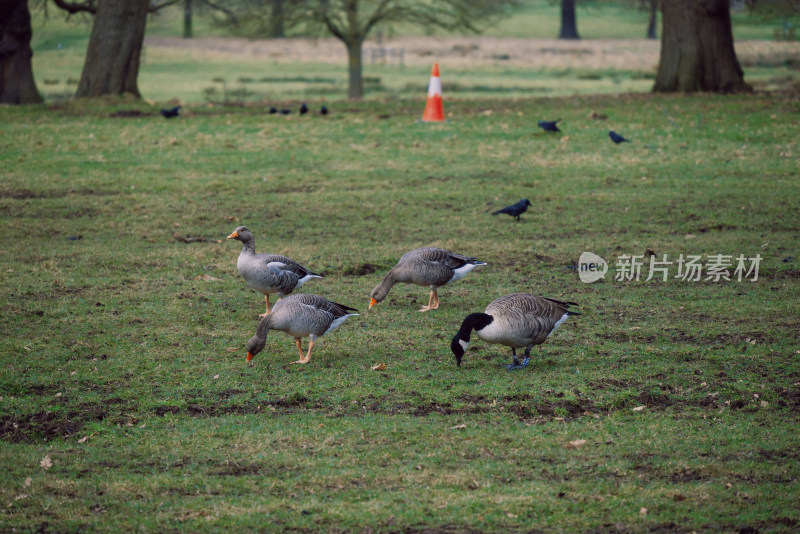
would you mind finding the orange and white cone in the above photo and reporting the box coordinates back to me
[421,63,445,122]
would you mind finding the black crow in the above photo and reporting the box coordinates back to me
[609,130,630,144]
[160,106,181,119]
[279,109,291,115]
[269,107,278,114]
[320,105,329,116]
[300,102,309,115]
[537,119,561,133]
[492,199,532,222]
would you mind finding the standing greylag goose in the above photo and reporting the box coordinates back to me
[227,226,321,316]
[451,293,580,370]
[369,247,486,312]
[245,294,358,364]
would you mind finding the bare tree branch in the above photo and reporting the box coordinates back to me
[51,0,96,14]
[199,0,239,24]
[149,0,182,12]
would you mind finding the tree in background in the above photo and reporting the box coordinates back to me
[559,0,580,39]
[214,0,518,100]
[182,0,238,38]
[654,0,751,93]
[52,0,179,98]
[645,0,657,39]
[0,0,43,104]
[209,0,304,39]
[319,0,519,100]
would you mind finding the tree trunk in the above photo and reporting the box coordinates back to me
[0,0,43,104]
[75,0,149,98]
[558,0,580,40]
[654,0,751,93]
[346,39,363,100]
[646,0,657,40]
[183,0,193,39]
[269,0,284,38]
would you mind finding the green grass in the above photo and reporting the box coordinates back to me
[1,90,799,532]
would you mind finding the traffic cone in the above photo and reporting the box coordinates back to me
[421,63,445,122]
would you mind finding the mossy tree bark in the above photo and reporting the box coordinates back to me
[0,0,43,104]
[74,0,150,98]
[654,0,751,93]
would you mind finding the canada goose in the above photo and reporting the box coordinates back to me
[227,226,321,316]
[369,247,486,312]
[245,294,358,364]
[450,293,580,370]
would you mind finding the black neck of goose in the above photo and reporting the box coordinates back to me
[455,312,493,342]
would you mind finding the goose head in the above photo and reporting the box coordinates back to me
[450,312,493,367]
[450,335,468,367]
[227,226,253,242]
[369,278,392,309]
[245,333,266,362]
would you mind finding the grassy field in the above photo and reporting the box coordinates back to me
[4,3,800,531]
[1,83,799,532]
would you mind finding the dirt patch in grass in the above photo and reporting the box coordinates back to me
[342,262,378,276]
[597,330,772,345]
[108,110,152,118]
[211,460,265,476]
[152,393,318,418]
[0,403,108,443]
[0,188,47,200]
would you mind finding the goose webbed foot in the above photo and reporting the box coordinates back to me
[506,349,531,371]
[418,290,440,312]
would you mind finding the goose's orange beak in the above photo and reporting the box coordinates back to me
[369,298,378,309]
[246,352,254,362]
[227,230,238,239]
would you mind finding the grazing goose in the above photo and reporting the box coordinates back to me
[227,226,321,316]
[369,247,486,312]
[450,293,580,370]
[245,294,358,364]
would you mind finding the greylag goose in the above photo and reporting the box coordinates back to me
[369,247,486,312]
[227,226,321,316]
[450,293,580,370]
[245,294,358,364]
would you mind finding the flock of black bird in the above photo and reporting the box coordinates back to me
[160,104,626,144]
[267,103,328,116]
[537,117,631,144]
[159,103,328,118]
